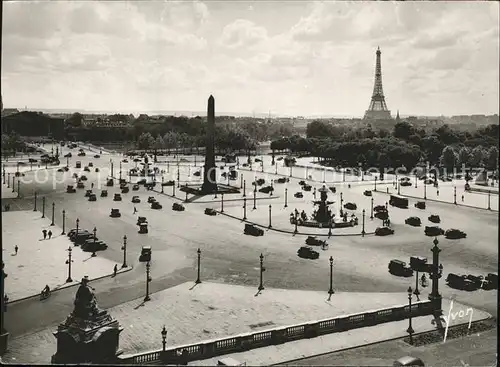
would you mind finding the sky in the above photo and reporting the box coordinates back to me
[2,1,499,117]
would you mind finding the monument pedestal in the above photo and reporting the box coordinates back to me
[52,311,123,364]
[0,331,9,355]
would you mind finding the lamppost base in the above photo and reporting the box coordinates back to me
[121,264,128,269]
[328,289,335,295]
[91,252,97,257]
[195,278,201,284]
[66,277,73,283]
[61,231,65,235]
[51,222,55,226]
[413,289,420,297]
[258,285,264,291]
[144,296,151,302]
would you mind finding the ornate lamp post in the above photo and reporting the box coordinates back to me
[7,173,10,188]
[339,192,344,217]
[397,180,401,195]
[284,187,288,208]
[1,262,8,339]
[12,176,15,193]
[221,193,224,213]
[121,235,128,268]
[144,261,152,302]
[2,168,5,184]
[195,248,201,284]
[177,167,180,188]
[424,177,427,200]
[240,174,243,189]
[253,188,257,210]
[110,160,114,178]
[243,180,246,197]
[328,256,335,296]
[268,204,272,228]
[289,166,292,178]
[161,176,164,193]
[161,326,167,352]
[429,238,443,317]
[370,197,374,219]
[51,202,55,226]
[42,196,46,218]
[407,286,414,345]
[65,246,73,282]
[119,161,122,181]
[17,180,20,198]
[33,191,38,211]
[62,210,66,235]
[487,190,491,210]
[328,218,332,238]
[258,253,265,291]
[294,210,299,234]
[184,188,188,203]
[374,176,377,191]
[91,227,97,257]
[415,173,418,188]
[243,198,247,220]
[172,181,176,197]
[343,168,346,182]
[454,186,457,204]
[361,209,366,237]
[414,268,420,300]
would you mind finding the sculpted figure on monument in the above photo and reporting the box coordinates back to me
[73,276,100,319]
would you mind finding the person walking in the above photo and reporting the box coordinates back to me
[91,182,94,189]
[14,245,18,255]
[437,189,439,196]
[48,230,53,239]
[462,194,464,202]
[133,206,137,214]
[42,229,47,240]
[113,264,118,277]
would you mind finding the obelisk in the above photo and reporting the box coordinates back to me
[201,95,218,193]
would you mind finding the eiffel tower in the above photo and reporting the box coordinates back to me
[364,47,392,120]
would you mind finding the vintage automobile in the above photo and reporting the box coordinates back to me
[424,226,444,237]
[64,152,72,158]
[415,201,426,210]
[428,215,440,223]
[298,180,306,186]
[205,208,217,216]
[259,186,274,194]
[193,171,201,177]
[302,184,312,191]
[85,189,93,197]
[66,185,76,193]
[393,356,425,367]
[464,183,471,191]
[113,193,122,201]
[405,217,421,227]
[305,236,327,247]
[375,227,395,236]
[374,205,387,212]
[80,175,88,181]
[139,246,152,262]
[151,201,163,209]
[138,223,149,234]
[82,239,108,253]
[276,156,283,161]
[172,203,184,211]
[389,195,408,209]
[106,179,114,187]
[119,178,127,185]
[445,228,467,239]
[242,163,248,167]
[73,231,94,246]
[75,161,82,168]
[88,193,97,202]
[144,182,156,190]
[100,190,108,197]
[121,186,130,194]
[67,228,85,240]
[88,162,94,167]
[400,181,412,187]
[244,224,264,236]
[110,208,121,218]
[409,256,428,272]
[132,184,140,191]
[294,192,304,198]
[256,178,265,186]
[137,216,147,225]
[77,152,86,157]
[77,182,85,189]
[446,273,478,291]
[297,246,319,260]
[131,196,141,203]
[162,180,175,186]
[374,211,389,221]
[276,177,289,184]
[483,273,498,290]
[122,159,128,163]
[388,260,414,277]
[254,158,262,162]
[94,154,100,158]
[147,196,156,203]
[363,190,372,196]
[57,167,65,172]
[344,202,357,210]
[95,167,100,172]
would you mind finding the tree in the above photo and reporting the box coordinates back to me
[421,135,444,164]
[485,146,498,170]
[440,146,458,171]
[306,120,333,138]
[393,121,414,141]
[137,132,154,150]
[154,135,164,155]
[66,112,83,127]
[457,146,471,167]
[469,146,485,167]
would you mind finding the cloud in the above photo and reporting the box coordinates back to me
[219,19,268,49]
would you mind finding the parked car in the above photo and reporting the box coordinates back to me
[445,228,467,239]
[415,201,426,210]
[110,208,121,218]
[138,223,148,234]
[483,273,498,290]
[100,190,108,197]
[88,162,93,167]
[400,181,412,187]
[122,159,128,163]
[259,186,274,194]
[344,202,357,210]
[68,228,89,241]
[205,208,217,216]
[388,260,414,277]
[113,193,122,201]
[131,196,141,203]
[64,152,72,158]
[446,273,478,291]
[80,175,88,181]
[77,182,85,189]
[78,152,86,157]
[85,189,93,197]
[94,154,100,158]
[66,185,76,193]
[409,256,428,272]
[82,240,108,253]
[297,246,319,260]
[163,180,176,186]
[303,184,312,191]
[132,184,140,191]
[294,192,303,198]
[393,356,425,367]
[193,171,201,177]
[147,196,156,203]
[73,231,94,246]
[375,227,394,236]
[88,193,97,202]
[121,186,130,194]
[428,215,440,223]
[75,161,82,168]
[57,168,65,172]
[172,203,184,211]
[389,195,408,209]
[244,224,264,236]
[405,217,421,227]
[276,177,289,183]
[305,236,327,247]
[424,226,444,237]
[375,211,389,221]
[151,201,162,209]
[95,167,100,172]
[363,190,372,196]
[137,216,147,225]
[139,246,151,262]
[299,180,306,186]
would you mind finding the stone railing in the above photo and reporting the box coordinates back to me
[119,300,434,365]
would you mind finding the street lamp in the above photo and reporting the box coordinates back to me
[91,227,97,257]
[339,192,344,217]
[240,174,243,189]
[34,191,38,211]
[243,197,247,220]
[62,210,66,235]
[17,180,20,198]
[361,209,366,237]
[161,176,164,193]
[76,218,80,237]
[454,186,457,205]
[407,286,414,345]
[374,176,377,191]
[42,196,46,218]
[415,173,418,188]
[121,235,128,268]
[243,180,246,197]
[161,326,167,352]
[195,248,201,284]
[290,166,292,178]
[328,218,332,238]
[119,161,122,181]
[284,187,288,208]
[144,261,152,302]
[51,202,55,226]
[253,189,257,210]
[268,204,272,228]
[370,197,374,220]
[173,181,176,197]
[258,253,265,291]
[221,193,224,213]
[328,256,335,296]
[65,246,73,283]
[488,190,491,210]
[7,173,10,188]
[414,268,420,300]
[294,210,298,234]
[12,176,15,193]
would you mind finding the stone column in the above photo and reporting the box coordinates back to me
[201,95,218,194]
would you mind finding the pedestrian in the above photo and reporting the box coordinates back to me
[42,229,47,240]
[462,194,464,202]
[91,182,94,189]
[133,206,137,214]
[437,189,439,196]
[14,245,18,255]
[48,230,52,239]
[113,264,118,277]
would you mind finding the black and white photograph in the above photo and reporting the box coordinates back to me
[0,1,498,366]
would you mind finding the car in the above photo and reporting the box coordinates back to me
[446,273,478,291]
[85,189,93,197]
[131,196,141,203]
[445,228,467,239]
[298,180,306,186]
[137,216,147,225]
[374,205,386,212]
[81,240,108,253]
[132,184,140,191]
[121,186,130,194]
[106,179,114,187]
[405,217,421,227]
[374,211,389,221]
[294,192,303,198]
[119,178,127,185]
[297,246,319,260]
[305,236,327,247]
[205,208,217,216]
[78,152,86,157]
[256,178,265,186]
[424,226,444,237]
[80,175,88,181]
[57,168,65,172]
[133,158,141,162]
[137,178,147,185]
[94,154,100,158]
[244,224,264,236]
[254,158,262,162]
[172,203,185,211]
[110,208,121,218]
[139,246,152,262]
[77,182,85,189]
[138,222,149,234]
[389,195,408,209]
[409,256,428,272]
[302,184,312,191]
[344,202,357,210]
[122,159,128,163]
[75,161,82,168]
[66,185,76,193]
[88,162,93,167]
[375,227,394,236]
[483,273,498,290]
[276,177,289,183]
[428,215,440,223]
[193,171,201,177]
[276,156,283,161]
[151,201,162,209]
[415,201,426,210]
[363,190,372,196]
[64,153,72,158]
[144,182,156,190]
[73,231,94,246]
[67,228,87,240]
[100,190,108,197]
[113,193,122,201]
[63,166,70,171]
[95,167,100,172]
[393,356,425,367]
[388,260,414,277]
[400,181,412,187]
[147,196,156,203]
[259,186,274,194]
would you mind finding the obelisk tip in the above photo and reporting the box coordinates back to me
[209,95,214,101]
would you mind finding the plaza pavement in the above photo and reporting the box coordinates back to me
[1,282,491,365]
[1,182,18,199]
[2,210,124,301]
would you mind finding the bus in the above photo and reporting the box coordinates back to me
[389,194,408,209]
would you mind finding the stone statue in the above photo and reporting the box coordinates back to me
[72,276,100,319]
